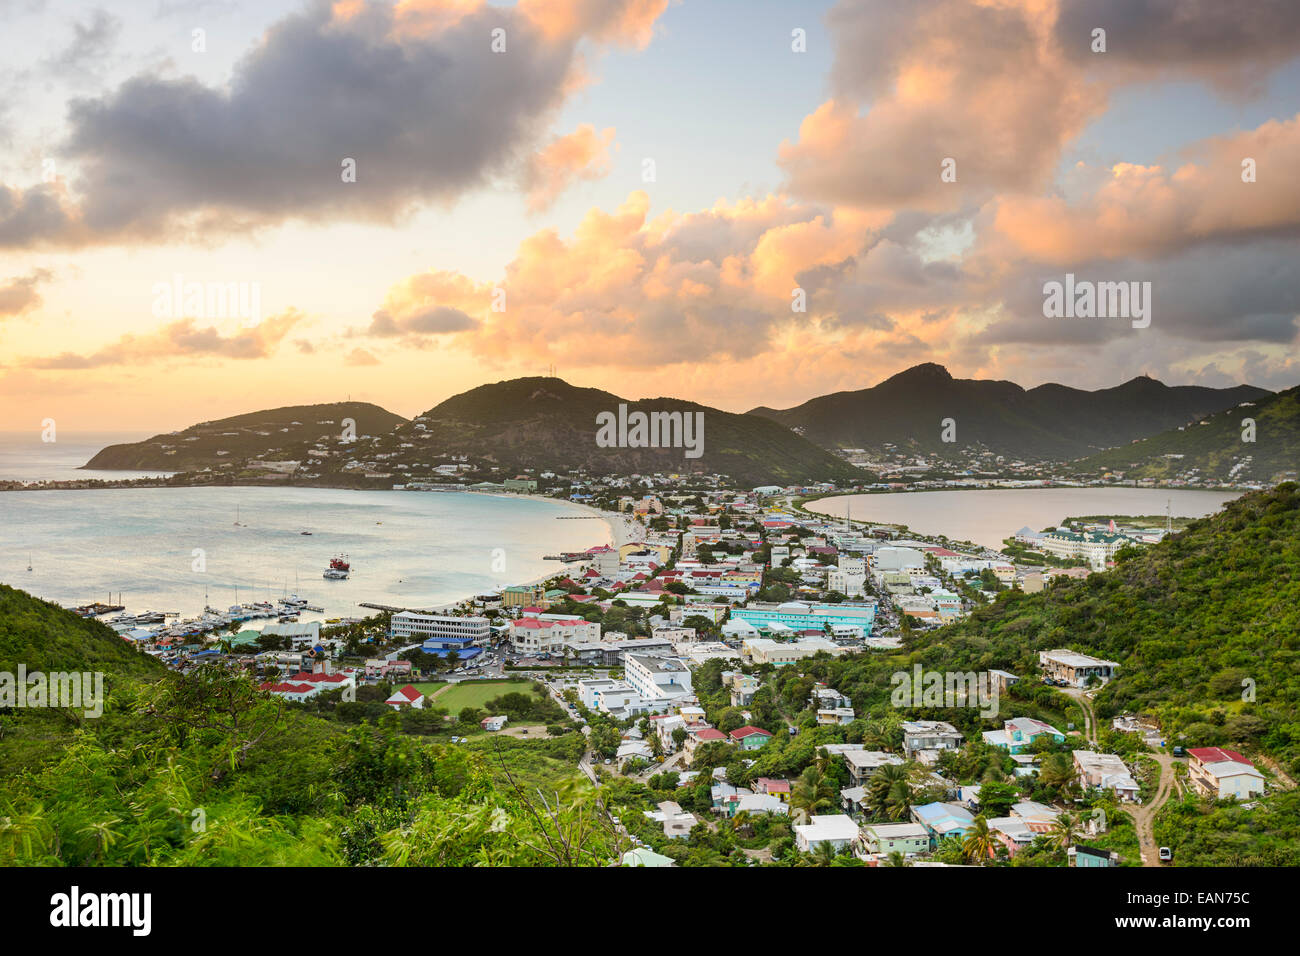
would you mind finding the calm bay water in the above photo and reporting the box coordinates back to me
[806,487,1242,549]
[0,486,610,620]
[0,431,173,483]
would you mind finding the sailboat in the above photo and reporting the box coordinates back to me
[27,553,33,572]
[234,505,244,527]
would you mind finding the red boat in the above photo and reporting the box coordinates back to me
[329,555,351,572]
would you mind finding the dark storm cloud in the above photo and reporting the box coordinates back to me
[1054,0,1300,87]
[980,243,1300,348]
[0,0,635,247]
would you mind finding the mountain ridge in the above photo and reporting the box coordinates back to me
[747,364,1271,461]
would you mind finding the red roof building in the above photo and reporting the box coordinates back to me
[1187,747,1250,765]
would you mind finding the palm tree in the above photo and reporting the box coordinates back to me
[868,763,914,820]
[791,766,835,823]
[883,850,909,867]
[961,814,997,864]
[882,778,914,821]
[1050,811,1078,851]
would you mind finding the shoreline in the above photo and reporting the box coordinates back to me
[10,486,641,624]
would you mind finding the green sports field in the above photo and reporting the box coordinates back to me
[413,679,538,711]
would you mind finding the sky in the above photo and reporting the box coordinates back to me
[1,0,1299,431]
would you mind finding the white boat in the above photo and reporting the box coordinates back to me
[323,569,348,580]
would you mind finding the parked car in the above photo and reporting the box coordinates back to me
[1159,847,1173,862]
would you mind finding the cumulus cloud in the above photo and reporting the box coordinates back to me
[362,190,960,377]
[0,0,669,247]
[984,114,1300,264]
[523,124,616,212]
[778,0,1105,211]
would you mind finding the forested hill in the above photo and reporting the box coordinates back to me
[927,483,1300,771]
[0,584,165,678]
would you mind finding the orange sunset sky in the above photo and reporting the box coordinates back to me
[2,0,1299,431]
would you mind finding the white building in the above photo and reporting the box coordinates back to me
[624,654,694,704]
[794,814,861,854]
[578,678,644,716]
[509,615,600,654]
[1039,649,1119,687]
[390,612,490,644]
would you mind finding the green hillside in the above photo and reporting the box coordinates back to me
[0,584,616,866]
[749,363,1269,461]
[405,377,866,486]
[925,483,1300,771]
[0,584,165,678]
[83,402,408,472]
[1073,386,1300,484]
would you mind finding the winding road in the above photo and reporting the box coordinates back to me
[1131,753,1180,866]
[1059,686,1178,866]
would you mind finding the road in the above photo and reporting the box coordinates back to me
[1058,686,1178,866]
[1058,686,1097,744]
[1131,753,1180,866]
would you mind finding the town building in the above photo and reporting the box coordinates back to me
[1073,750,1139,801]
[1186,747,1266,800]
[1039,649,1119,687]
[390,612,489,659]
[794,814,861,854]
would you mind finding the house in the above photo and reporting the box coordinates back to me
[816,707,857,726]
[1039,649,1119,687]
[684,727,729,759]
[753,778,791,802]
[911,802,976,845]
[840,786,869,820]
[645,801,698,839]
[1009,754,1040,777]
[809,685,852,710]
[622,847,675,867]
[901,720,964,759]
[793,814,861,854]
[987,817,1036,857]
[859,822,930,857]
[842,750,905,786]
[1073,750,1140,801]
[385,685,425,710]
[1186,747,1266,800]
[480,714,508,732]
[982,717,1066,754]
[728,672,761,707]
[724,793,789,818]
[1009,801,1060,831]
[258,681,318,703]
[729,725,773,750]
[1068,845,1120,868]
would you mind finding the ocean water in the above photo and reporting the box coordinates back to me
[0,486,611,620]
[0,431,173,483]
[806,487,1242,549]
